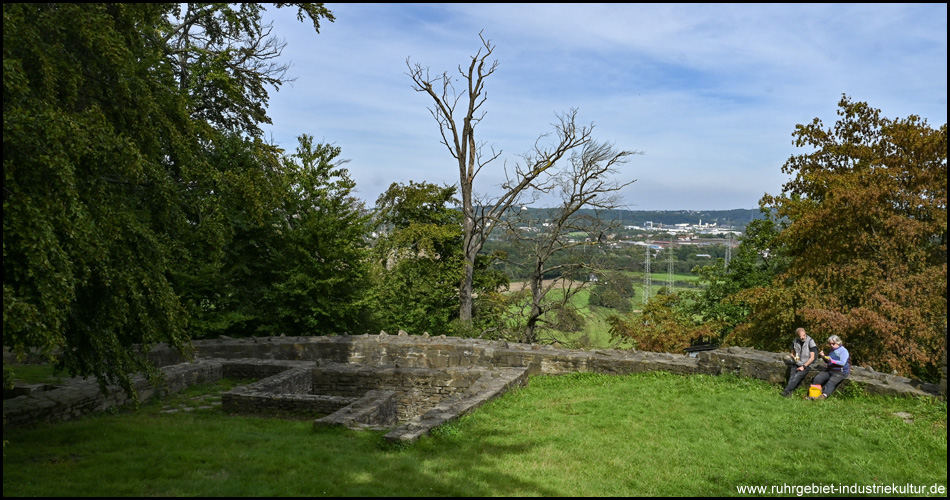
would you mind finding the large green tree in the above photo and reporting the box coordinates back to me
[4,4,199,395]
[689,216,788,344]
[731,96,947,379]
[371,182,463,334]
[370,181,507,335]
[181,135,372,338]
[262,136,372,336]
[3,3,335,396]
[171,132,287,338]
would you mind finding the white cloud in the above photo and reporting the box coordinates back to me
[261,3,947,210]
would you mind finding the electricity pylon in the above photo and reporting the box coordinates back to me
[667,234,675,294]
[642,244,651,305]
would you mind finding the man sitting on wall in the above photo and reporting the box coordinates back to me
[781,327,817,397]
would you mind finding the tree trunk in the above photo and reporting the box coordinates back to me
[459,259,474,323]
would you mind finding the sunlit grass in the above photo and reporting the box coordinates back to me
[4,372,945,497]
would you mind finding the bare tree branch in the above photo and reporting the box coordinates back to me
[502,140,641,343]
[407,33,639,329]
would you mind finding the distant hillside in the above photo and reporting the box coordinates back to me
[611,209,765,229]
[512,208,766,231]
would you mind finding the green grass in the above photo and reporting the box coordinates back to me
[4,363,66,386]
[3,372,946,496]
[643,271,701,283]
[526,284,697,349]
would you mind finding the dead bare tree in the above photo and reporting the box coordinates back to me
[504,140,639,344]
[407,32,597,325]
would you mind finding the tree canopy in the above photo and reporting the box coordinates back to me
[370,182,466,334]
[162,3,333,137]
[369,181,507,336]
[729,96,947,379]
[5,3,199,395]
[3,3,337,397]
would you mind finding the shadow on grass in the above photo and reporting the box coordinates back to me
[2,404,560,497]
[339,427,561,497]
[4,372,945,497]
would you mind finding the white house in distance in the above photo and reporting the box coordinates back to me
[627,219,740,236]
[618,219,742,256]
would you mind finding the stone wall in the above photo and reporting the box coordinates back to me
[177,334,943,399]
[312,390,399,431]
[4,333,944,441]
[311,363,485,420]
[220,362,357,418]
[2,360,223,428]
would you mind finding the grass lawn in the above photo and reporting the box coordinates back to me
[3,372,946,496]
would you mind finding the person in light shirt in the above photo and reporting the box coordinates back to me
[807,334,850,400]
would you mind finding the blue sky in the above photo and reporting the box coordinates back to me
[260,3,947,211]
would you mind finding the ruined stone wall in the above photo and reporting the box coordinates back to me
[311,364,485,420]
[171,334,943,399]
[221,364,355,417]
[175,333,702,377]
[4,333,944,431]
[2,360,223,428]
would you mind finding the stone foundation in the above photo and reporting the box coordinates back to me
[4,333,945,443]
[221,361,354,418]
[2,359,223,428]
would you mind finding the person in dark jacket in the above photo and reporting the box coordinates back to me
[807,335,850,400]
[781,327,817,397]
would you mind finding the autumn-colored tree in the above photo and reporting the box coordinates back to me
[730,96,947,380]
[607,293,711,353]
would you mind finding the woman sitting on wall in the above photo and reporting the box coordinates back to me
[807,334,850,400]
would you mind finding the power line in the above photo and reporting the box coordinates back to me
[667,233,675,294]
[642,243,651,305]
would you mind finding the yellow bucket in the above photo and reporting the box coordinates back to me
[808,385,822,398]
